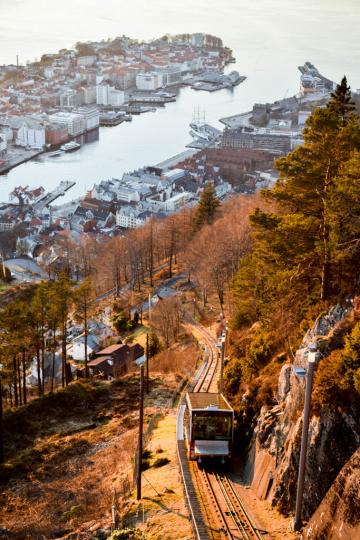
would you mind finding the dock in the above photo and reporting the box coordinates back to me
[219,111,253,128]
[0,148,45,175]
[33,180,76,211]
[155,149,198,171]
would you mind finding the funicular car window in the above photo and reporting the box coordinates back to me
[192,412,232,441]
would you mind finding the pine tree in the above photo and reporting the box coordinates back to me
[53,273,73,387]
[74,278,94,378]
[329,150,360,290]
[248,87,360,303]
[327,76,356,126]
[194,183,220,229]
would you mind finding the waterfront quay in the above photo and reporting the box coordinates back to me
[0,147,44,175]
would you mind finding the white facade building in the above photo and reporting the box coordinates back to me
[0,133,7,154]
[77,106,100,130]
[68,334,100,361]
[44,66,54,79]
[96,83,125,106]
[83,86,96,104]
[155,65,183,86]
[16,122,45,149]
[136,72,162,91]
[77,55,97,67]
[163,192,190,212]
[48,112,85,136]
[116,186,141,203]
[116,206,145,229]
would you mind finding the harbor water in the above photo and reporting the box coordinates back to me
[0,0,359,203]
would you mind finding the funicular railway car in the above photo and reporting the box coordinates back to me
[185,392,234,461]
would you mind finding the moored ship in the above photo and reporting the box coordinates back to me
[60,141,81,152]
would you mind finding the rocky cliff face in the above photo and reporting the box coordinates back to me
[243,301,360,523]
[301,447,360,540]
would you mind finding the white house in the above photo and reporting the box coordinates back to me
[116,206,145,229]
[136,72,162,91]
[16,121,45,149]
[68,333,101,361]
[163,191,191,212]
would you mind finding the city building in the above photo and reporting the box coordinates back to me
[136,72,162,91]
[0,218,16,231]
[0,133,7,155]
[45,123,69,146]
[96,83,125,106]
[116,206,146,228]
[77,106,100,131]
[222,128,291,155]
[16,120,45,149]
[48,111,86,136]
[83,86,96,104]
[76,55,97,67]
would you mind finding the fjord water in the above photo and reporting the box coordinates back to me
[0,0,359,202]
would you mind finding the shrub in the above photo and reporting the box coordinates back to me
[313,350,349,409]
[111,309,128,333]
[152,457,170,468]
[149,331,162,357]
[342,322,360,386]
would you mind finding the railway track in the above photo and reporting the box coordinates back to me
[198,468,263,540]
[193,325,219,393]
[177,323,264,540]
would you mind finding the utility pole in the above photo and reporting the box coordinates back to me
[136,365,144,500]
[293,344,318,531]
[145,332,149,394]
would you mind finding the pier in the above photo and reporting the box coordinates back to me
[34,180,76,211]
[154,149,198,171]
[0,148,45,175]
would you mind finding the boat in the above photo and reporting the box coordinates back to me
[60,141,81,152]
[190,108,211,140]
[48,150,63,157]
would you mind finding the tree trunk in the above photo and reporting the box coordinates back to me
[62,318,67,387]
[50,348,56,394]
[13,357,18,407]
[41,346,45,394]
[84,303,89,378]
[321,164,331,301]
[17,357,22,406]
[36,347,41,397]
[149,221,153,287]
[22,350,27,405]
[9,384,13,408]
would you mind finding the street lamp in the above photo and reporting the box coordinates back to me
[293,343,318,531]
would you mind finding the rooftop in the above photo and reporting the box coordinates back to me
[97,343,124,355]
[186,392,233,411]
